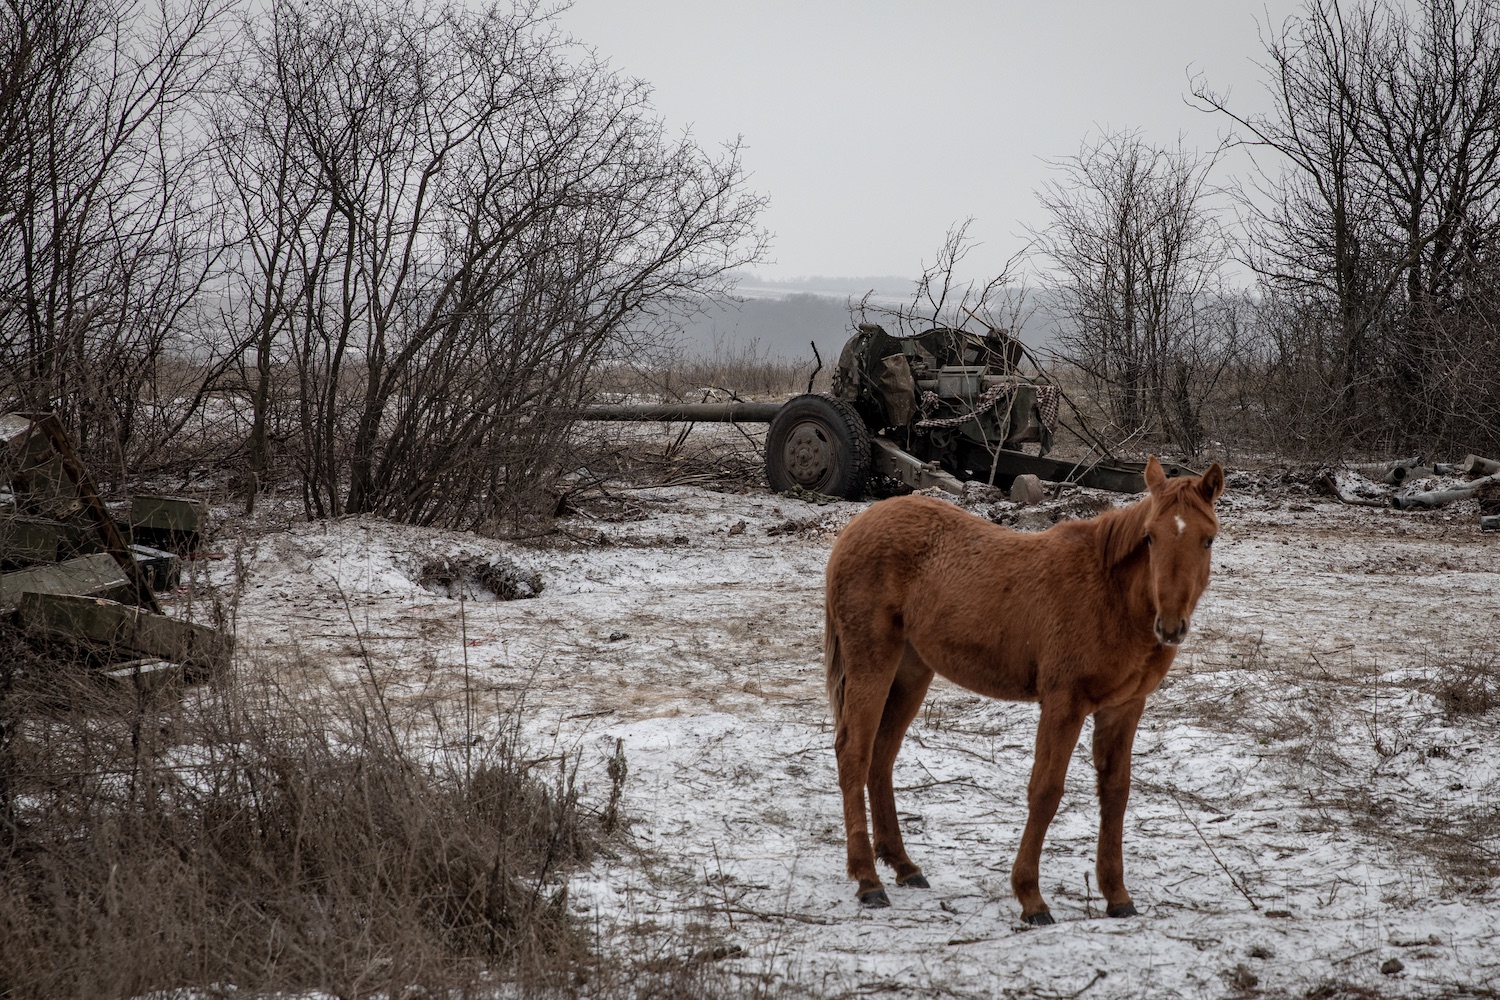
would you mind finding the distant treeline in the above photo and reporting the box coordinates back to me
[667,284,1064,364]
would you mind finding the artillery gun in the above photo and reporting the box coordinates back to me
[581,324,1190,497]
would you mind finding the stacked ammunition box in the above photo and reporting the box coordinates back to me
[1,413,230,690]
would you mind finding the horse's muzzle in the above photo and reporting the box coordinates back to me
[1154,617,1190,646]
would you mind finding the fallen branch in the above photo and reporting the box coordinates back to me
[1321,475,1386,508]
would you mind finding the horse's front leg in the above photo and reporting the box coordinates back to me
[1092,697,1146,917]
[1012,698,1088,925]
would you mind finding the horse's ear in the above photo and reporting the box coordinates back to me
[1144,455,1167,494]
[1199,462,1225,502]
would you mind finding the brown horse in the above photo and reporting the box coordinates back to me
[824,456,1224,923]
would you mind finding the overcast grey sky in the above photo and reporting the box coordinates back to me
[555,0,1301,284]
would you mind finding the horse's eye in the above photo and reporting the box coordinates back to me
[1204,537,1215,549]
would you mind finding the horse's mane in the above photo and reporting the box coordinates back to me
[1095,497,1155,570]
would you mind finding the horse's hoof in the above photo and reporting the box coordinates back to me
[1107,902,1138,918]
[1024,911,1055,926]
[859,888,891,908]
[897,873,930,889]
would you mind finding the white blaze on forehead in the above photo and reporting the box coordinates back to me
[1174,515,1187,536]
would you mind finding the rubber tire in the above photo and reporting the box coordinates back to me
[765,393,871,499]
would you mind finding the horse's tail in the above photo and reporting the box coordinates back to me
[824,601,845,726]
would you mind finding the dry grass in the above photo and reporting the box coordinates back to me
[597,338,824,403]
[565,421,771,501]
[1432,654,1500,718]
[0,638,591,998]
[0,628,782,998]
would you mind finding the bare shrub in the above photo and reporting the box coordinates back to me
[1193,0,1500,455]
[214,0,766,531]
[0,0,241,486]
[853,219,1036,349]
[1031,130,1242,457]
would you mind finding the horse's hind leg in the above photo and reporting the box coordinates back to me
[869,644,933,888]
[831,629,904,908]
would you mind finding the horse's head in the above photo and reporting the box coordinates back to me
[1140,456,1224,646]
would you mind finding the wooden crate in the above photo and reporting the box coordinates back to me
[1,553,136,613]
[131,495,209,553]
[15,591,231,680]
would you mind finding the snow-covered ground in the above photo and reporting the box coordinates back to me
[206,469,1500,999]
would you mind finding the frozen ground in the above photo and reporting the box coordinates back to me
[206,467,1500,999]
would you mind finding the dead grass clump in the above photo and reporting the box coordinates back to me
[418,554,545,601]
[0,655,592,998]
[1432,655,1499,718]
[1410,802,1500,893]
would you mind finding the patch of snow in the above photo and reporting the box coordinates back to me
[215,483,1500,997]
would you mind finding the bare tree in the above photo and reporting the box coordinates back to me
[0,0,235,482]
[223,0,765,528]
[1032,130,1239,456]
[212,24,326,504]
[1193,0,1500,448]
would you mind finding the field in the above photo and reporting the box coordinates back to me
[205,436,1500,999]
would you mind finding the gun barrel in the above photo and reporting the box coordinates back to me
[574,402,783,423]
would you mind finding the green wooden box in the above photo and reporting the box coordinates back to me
[15,591,231,679]
[1,553,135,612]
[131,495,209,552]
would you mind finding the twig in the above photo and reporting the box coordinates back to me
[1033,969,1108,1000]
[710,840,735,931]
[1170,791,1260,910]
[807,340,823,394]
[896,776,981,792]
[679,903,835,925]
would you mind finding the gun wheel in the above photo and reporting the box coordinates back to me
[765,394,870,499]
